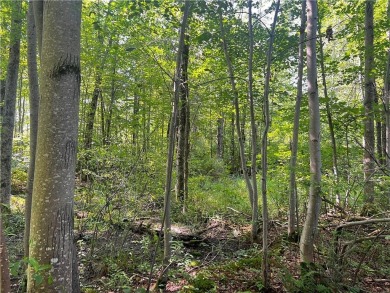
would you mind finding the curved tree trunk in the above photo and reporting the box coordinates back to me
[288,0,306,240]
[299,0,322,264]
[27,1,82,291]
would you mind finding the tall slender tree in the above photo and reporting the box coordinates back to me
[288,0,306,240]
[362,0,375,206]
[0,0,22,208]
[261,0,280,287]
[24,0,40,257]
[161,0,191,287]
[27,1,82,291]
[300,0,322,264]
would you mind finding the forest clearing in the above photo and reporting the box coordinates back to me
[1,0,390,292]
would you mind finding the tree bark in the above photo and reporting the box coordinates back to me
[217,117,224,159]
[300,0,322,264]
[363,0,375,204]
[0,0,22,208]
[27,1,82,291]
[288,0,306,240]
[176,35,190,212]
[25,0,40,258]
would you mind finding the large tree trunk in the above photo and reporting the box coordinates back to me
[27,1,82,291]
[24,0,40,258]
[260,0,280,287]
[288,0,306,241]
[299,0,322,264]
[176,36,190,212]
[363,0,376,205]
[0,0,22,208]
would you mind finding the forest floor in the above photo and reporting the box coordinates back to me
[6,194,390,292]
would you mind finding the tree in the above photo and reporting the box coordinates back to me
[385,0,390,170]
[0,0,22,209]
[299,0,322,264]
[288,0,306,240]
[24,0,40,257]
[260,0,280,287]
[27,1,82,291]
[176,34,190,212]
[161,0,191,287]
[362,0,375,205]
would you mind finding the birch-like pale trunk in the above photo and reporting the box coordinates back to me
[299,0,322,264]
[288,0,306,240]
[27,1,82,291]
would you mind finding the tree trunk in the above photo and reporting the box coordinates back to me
[248,0,259,243]
[25,0,40,258]
[217,116,224,159]
[260,0,280,287]
[288,0,306,240]
[299,0,322,264]
[363,0,375,205]
[176,35,190,211]
[104,61,117,145]
[318,20,340,204]
[219,9,254,208]
[161,1,191,286]
[27,2,81,291]
[0,0,22,208]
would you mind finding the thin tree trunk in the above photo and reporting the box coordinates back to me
[217,116,224,159]
[219,10,254,208]
[0,0,22,208]
[363,0,375,205]
[25,0,40,258]
[176,36,190,211]
[104,61,117,145]
[261,0,280,287]
[248,0,259,242]
[288,0,306,240]
[161,1,191,286]
[318,20,340,204]
[27,1,82,291]
[300,0,322,264]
